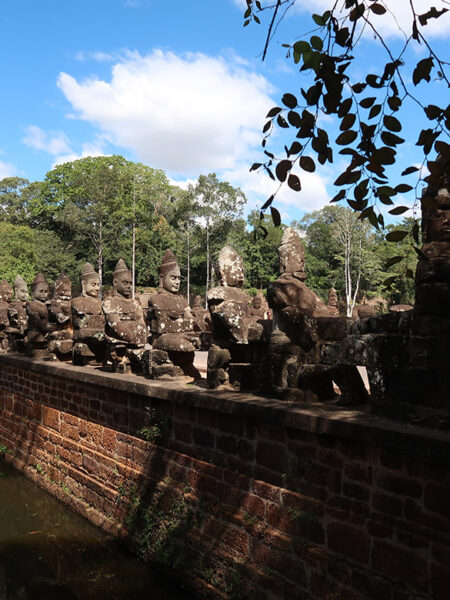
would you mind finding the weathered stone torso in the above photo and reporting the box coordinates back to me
[103,294,147,347]
[72,296,105,340]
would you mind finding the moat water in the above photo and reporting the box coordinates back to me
[0,461,193,600]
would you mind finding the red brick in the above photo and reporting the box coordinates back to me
[217,413,244,436]
[189,470,217,496]
[372,540,428,592]
[196,407,217,428]
[432,541,450,567]
[318,448,343,468]
[431,563,450,600]
[102,428,117,453]
[256,422,285,442]
[327,495,369,526]
[266,502,296,534]
[377,472,423,498]
[174,421,192,444]
[372,491,403,517]
[343,481,370,502]
[252,480,281,503]
[344,461,372,483]
[256,441,287,472]
[424,482,450,519]
[367,519,393,539]
[42,407,60,431]
[241,494,265,519]
[327,521,370,564]
[60,421,79,442]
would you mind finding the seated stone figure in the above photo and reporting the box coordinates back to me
[103,259,147,373]
[147,250,200,379]
[26,273,55,358]
[47,272,73,361]
[6,276,29,352]
[0,279,13,353]
[327,288,340,316]
[267,228,367,405]
[248,294,269,319]
[191,294,211,332]
[207,246,269,389]
[71,263,107,365]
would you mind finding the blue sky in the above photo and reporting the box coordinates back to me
[1,0,448,222]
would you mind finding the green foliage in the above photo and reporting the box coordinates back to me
[242,0,449,253]
[0,222,78,286]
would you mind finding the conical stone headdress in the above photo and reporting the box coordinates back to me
[14,275,26,288]
[113,259,130,276]
[81,262,97,280]
[31,273,47,288]
[0,279,13,301]
[159,249,179,274]
[54,272,72,296]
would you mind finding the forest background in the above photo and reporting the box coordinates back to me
[0,155,416,311]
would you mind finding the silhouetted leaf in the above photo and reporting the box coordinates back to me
[383,115,402,132]
[270,206,281,226]
[388,96,402,111]
[288,141,303,155]
[282,93,298,108]
[277,115,289,128]
[413,57,433,86]
[300,156,316,172]
[370,3,386,15]
[389,206,410,215]
[381,131,405,146]
[394,184,413,193]
[340,113,356,130]
[287,110,302,127]
[401,166,420,176]
[334,170,361,185]
[266,106,282,118]
[310,35,323,50]
[288,174,301,191]
[250,163,262,172]
[419,7,448,26]
[336,130,358,145]
[386,230,409,242]
[275,160,292,182]
[385,256,404,268]
[331,189,346,202]
[359,97,376,108]
[261,195,274,210]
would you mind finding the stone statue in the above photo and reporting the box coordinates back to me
[248,294,268,319]
[47,273,73,361]
[266,228,367,404]
[147,250,200,379]
[191,295,211,332]
[26,273,54,358]
[267,228,331,328]
[0,279,13,353]
[206,246,268,389]
[103,259,147,373]
[6,276,29,352]
[327,288,339,316]
[72,263,107,365]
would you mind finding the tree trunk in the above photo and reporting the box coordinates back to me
[132,189,136,299]
[98,220,103,300]
[205,222,210,308]
[187,223,190,303]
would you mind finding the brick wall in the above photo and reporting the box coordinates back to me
[0,354,449,600]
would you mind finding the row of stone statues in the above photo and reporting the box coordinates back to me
[0,229,364,402]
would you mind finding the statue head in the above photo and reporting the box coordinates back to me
[328,287,338,307]
[53,272,72,301]
[0,279,12,303]
[278,227,306,278]
[215,246,244,287]
[113,259,132,299]
[158,250,181,294]
[252,296,262,310]
[80,263,100,298]
[193,295,203,308]
[31,273,49,302]
[14,275,28,302]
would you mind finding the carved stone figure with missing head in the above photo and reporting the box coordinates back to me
[47,272,73,361]
[26,273,55,358]
[0,279,13,352]
[6,276,29,352]
[102,259,147,373]
[71,263,106,365]
[206,246,268,389]
[146,250,200,379]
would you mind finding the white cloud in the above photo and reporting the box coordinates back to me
[52,141,107,167]
[23,125,72,156]
[57,50,275,175]
[293,0,450,38]
[0,160,18,179]
[75,51,117,62]
[222,163,330,216]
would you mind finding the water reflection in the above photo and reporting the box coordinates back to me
[0,462,193,600]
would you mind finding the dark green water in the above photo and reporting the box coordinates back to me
[0,461,193,600]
